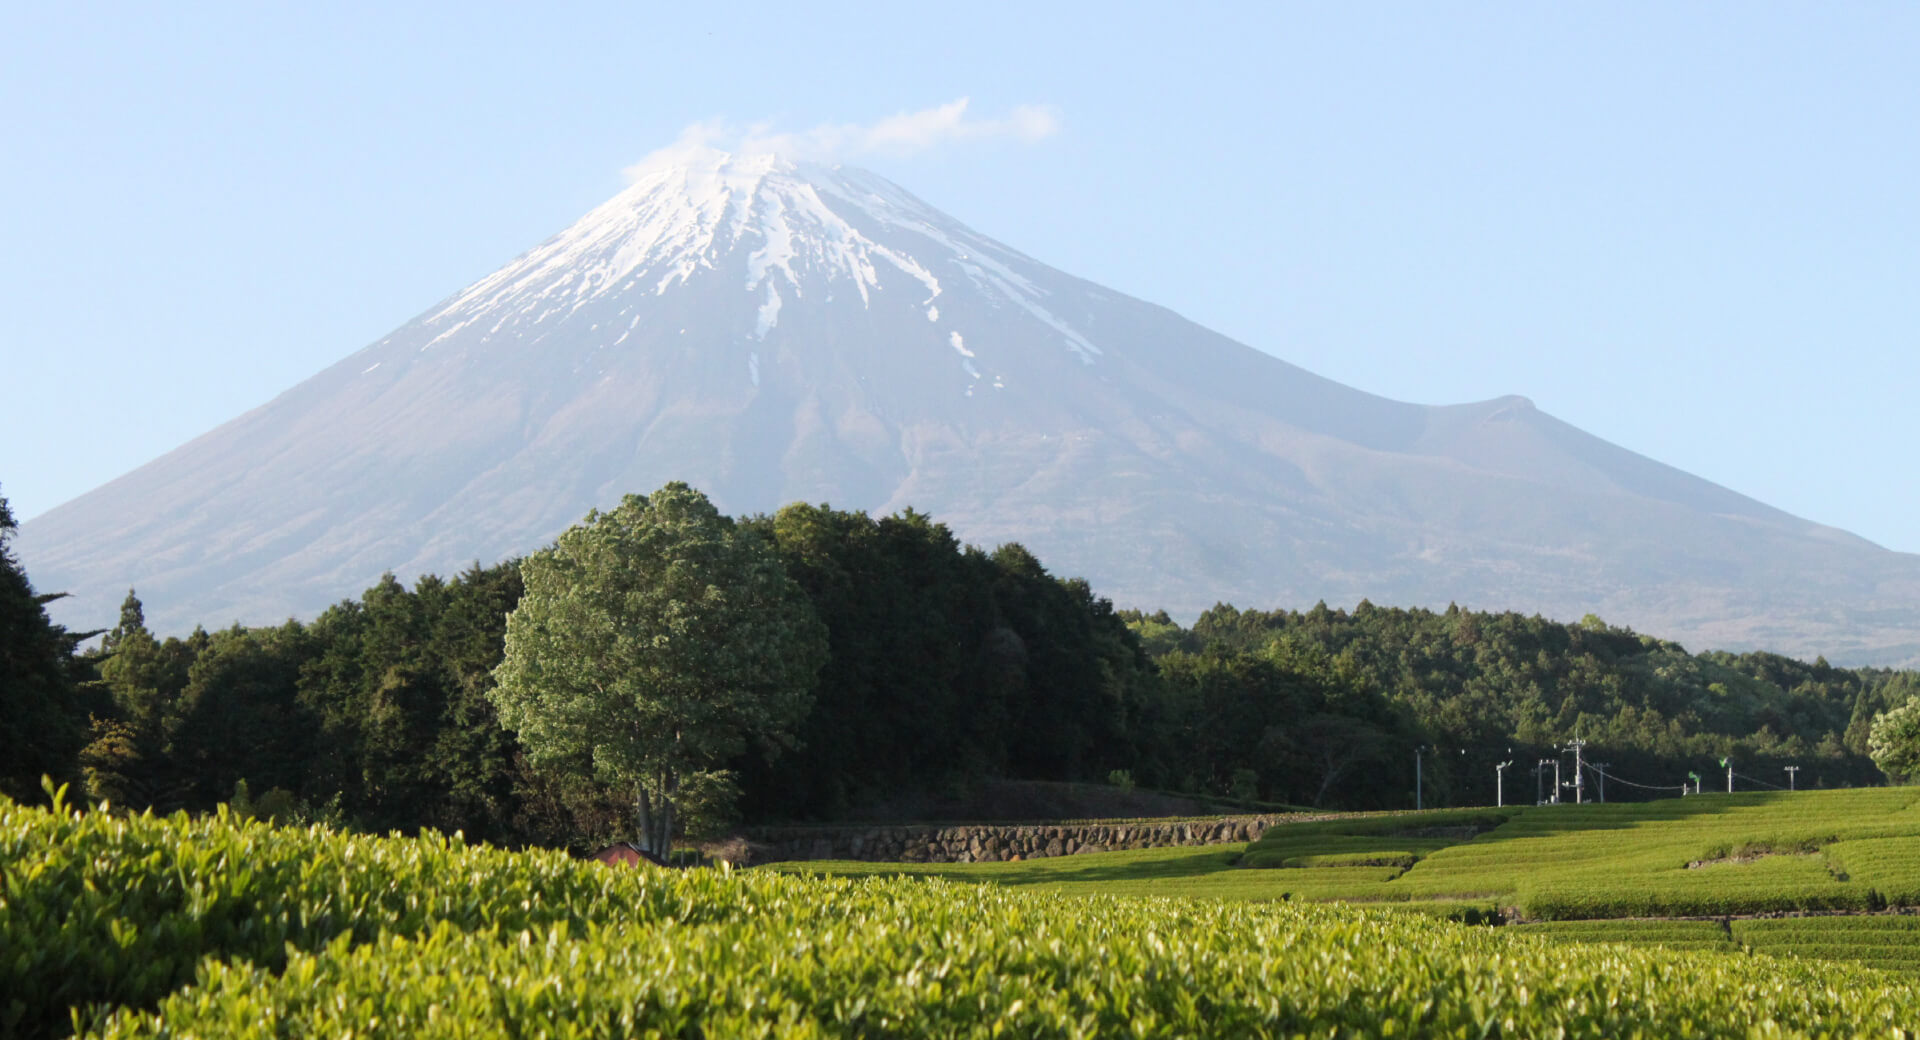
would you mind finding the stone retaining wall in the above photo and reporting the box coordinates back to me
[745,814,1303,865]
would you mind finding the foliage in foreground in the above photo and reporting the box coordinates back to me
[7,794,1920,1039]
[0,785,696,1038]
[96,904,1920,1040]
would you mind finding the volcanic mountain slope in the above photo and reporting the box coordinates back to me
[20,145,1920,662]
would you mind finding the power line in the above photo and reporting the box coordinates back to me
[1733,771,1789,791]
[1587,764,1687,793]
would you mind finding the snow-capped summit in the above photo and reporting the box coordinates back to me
[20,151,1920,663]
[406,146,1094,385]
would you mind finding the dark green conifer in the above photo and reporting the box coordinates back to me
[0,487,92,802]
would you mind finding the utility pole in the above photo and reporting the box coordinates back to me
[1590,763,1610,803]
[1496,760,1512,808]
[1785,765,1800,791]
[1551,758,1562,804]
[1535,760,1551,805]
[1722,757,1733,793]
[1415,746,1425,810]
[1566,737,1587,805]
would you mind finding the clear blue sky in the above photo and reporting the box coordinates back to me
[5,4,1916,552]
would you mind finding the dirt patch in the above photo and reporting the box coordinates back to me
[1685,842,1824,870]
[1685,852,1782,869]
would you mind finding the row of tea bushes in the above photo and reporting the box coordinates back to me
[1516,915,1920,977]
[0,786,715,1037]
[1229,790,1920,921]
[86,879,1920,1039]
[9,790,1920,1038]
[1735,917,1920,975]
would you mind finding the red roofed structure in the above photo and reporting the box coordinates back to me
[590,842,666,867]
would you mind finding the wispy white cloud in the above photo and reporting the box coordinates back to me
[628,98,1060,175]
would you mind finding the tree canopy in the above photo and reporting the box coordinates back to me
[15,486,1916,843]
[0,488,95,802]
[1869,698,1920,782]
[488,483,827,857]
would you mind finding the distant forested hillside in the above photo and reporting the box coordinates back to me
[7,487,1915,847]
[1125,603,1916,807]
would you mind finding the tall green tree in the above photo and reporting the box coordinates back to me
[97,591,173,745]
[296,562,528,838]
[489,483,827,858]
[0,488,93,802]
[417,562,527,838]
[1869,698,1920,783]
[164,622,315,807]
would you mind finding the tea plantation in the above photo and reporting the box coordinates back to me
[8,786,1920,1038]
[789,787,1920,977]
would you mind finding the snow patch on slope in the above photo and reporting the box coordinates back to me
[412,146,1108,368]
[815,169,1104,364]
[755,283,782,340]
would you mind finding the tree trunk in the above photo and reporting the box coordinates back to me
[1313,751,1349,808]
[658,798,674,864]
[636,784,657,858]
[632,773,682,865]
[652,768,678,863]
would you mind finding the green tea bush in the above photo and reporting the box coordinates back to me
[1516,920,1731,943]
[1519,915,1920,975]
[12,791,1920,1038]
[0,787,714,1037]
[1522,883,1872,921]
[1734,916,1920,938]
[1732,917,1920,974]
[1278,851,1420,869]
[84,880,1920,1040]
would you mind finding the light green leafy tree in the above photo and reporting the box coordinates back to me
[1868,698,1920,783]
[489,483,827,858]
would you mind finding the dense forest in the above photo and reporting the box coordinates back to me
[1128,603,1916,806]
[5,488,1917,849]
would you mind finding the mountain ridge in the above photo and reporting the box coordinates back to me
[20,148,1920,664]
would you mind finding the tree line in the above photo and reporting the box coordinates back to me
[4,483,1917,849]
[1128,603,1916,805]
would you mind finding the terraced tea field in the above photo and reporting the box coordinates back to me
[785,787,1920,974]
[1513,916,1920,976]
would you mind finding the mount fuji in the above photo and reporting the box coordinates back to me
[20,145,1920,662]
